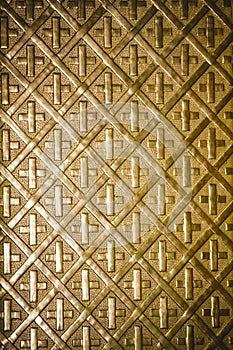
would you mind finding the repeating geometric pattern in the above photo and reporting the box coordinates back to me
[0,0,232,349]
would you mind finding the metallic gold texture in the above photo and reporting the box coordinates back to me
[0,0,232,349]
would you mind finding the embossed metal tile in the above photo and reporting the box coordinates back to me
[0,0,232,349]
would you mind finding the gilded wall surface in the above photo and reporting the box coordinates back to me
[0,0,232,349]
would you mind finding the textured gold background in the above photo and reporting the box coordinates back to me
[0,0,232,349]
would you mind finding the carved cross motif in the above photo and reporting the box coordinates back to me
[45,241,73,273]
[176,268,202,300]
[0,242,21,274]
[96,73,122,104]
[0,73,19,105]
[120,0,147,20]
[121,156,149,188]
[96,128,124,160]
[172,44,198,76]
[121,45,147,76]
[0,17,18,48]
[45,129,71,161]
[98,297,126,329]
[147,17,172,48]
[0,186,20,218]
[173,100,199,131]
[201,239,228,271]
[0,300,21,331]
[124,269,151,300]
[94,17,121,48]
[151,296,177,329]
[202,296,229,328]
[198,72,224,103]
[72,269,100,301]
[98,240,125,272]
[69,45,96,76]
[16,0,44,21]
[18,101,45,133]
[19,270,47,303]
[46,298,73,331]
[68,0,95,20]
[45,185,72,217]
[199,128,225,159]
[70,101,97,133]
[124,326,152,348]
[97,184,124,216]
[42,17,70,49]
[177,325,204,348]
[149,240,176,272]
[197,16,224,47]
[19,157,46,189]
[199,184,226,215]
[147,73,173,104]
[70,156,98,188]
[43,73,71,105]
[17,45,44,77]
[72,326,100,348]
[19,213,46,246]
[1,129,20,161]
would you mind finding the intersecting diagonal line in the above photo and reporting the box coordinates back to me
[1,142,231,348]
[0,128,169,346]
[1,57,231,298]
[45,0,233,245]
[1,111,231,344]
[2,0,233,290]
[0,122,173,348]
[0,150,232,348]
[0,186,130,349]
[98,203,233,349]
[0,113,168,348]
[44,0,233,200]
[1,0,233,300]
[2,0,232,205]
[0,0,157,180]
[0,0,232,343]
[45,0,233,205]
[97,0,233,137]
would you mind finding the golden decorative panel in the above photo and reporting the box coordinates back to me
[0,0,232,349]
